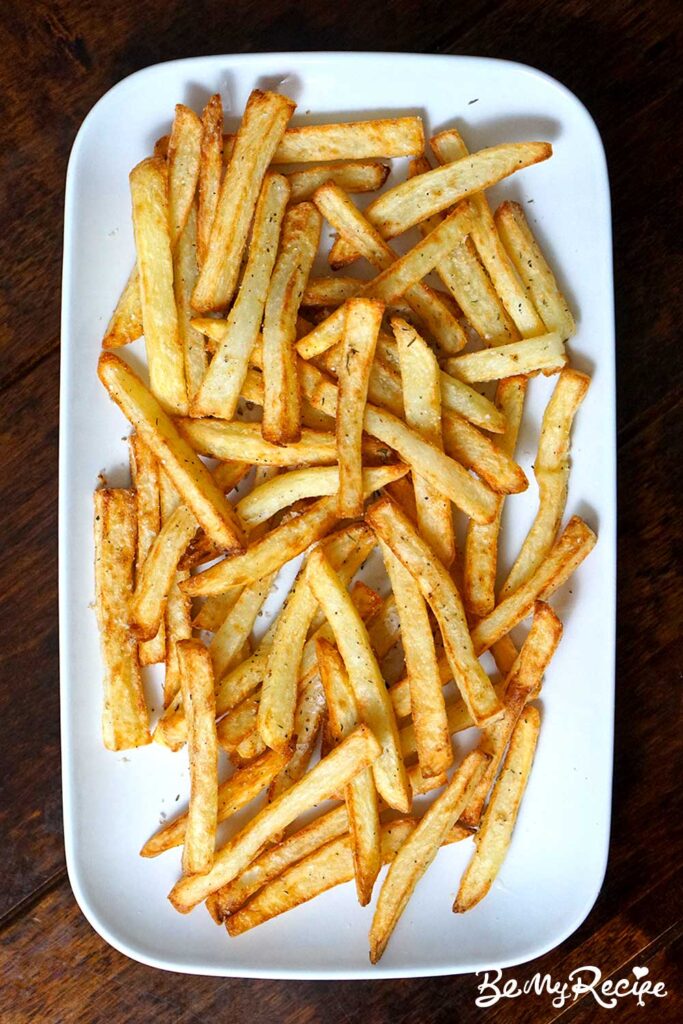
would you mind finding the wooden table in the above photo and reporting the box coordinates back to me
[1,1,681,1020]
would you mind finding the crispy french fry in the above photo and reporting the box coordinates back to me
[266,677,326,803]
[192,90,296,312]
[307,548,410,813]
[197,94,223,267]
[455,706,540,912]
[179,418,338,467]
[209,573,275,680]
[223,117,424,162]
[430,130,546,338]
[173,204,207,400]
[262,202,321,443]
[471,516,597,653]
[336,298,384,516]
[129,435,165,664]
[129,503,197,640]
[287,160,389,201]
[495,201,576,340]
[94,489,150,749]
[369,749,488,962]
[366,497,502,727]
[177,641,218,875]
[316,639,381,905]
[193,588,242,632]
[159,474,193,708]
[192,173,290,420]
[446,333,566,383]
[98,354,245,553]
[380,542,452,778]
[463,377,528,618]
[237,464,408,527]
[129,157,187,414]
[167,104,202,246]
[168,723,381,912]
[501,369,590,596]
[141,745,291,858]
[392,318,455,566]
[102,266,143,349]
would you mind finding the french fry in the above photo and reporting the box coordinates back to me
[441,409,528,495]
[192,90,296,312]
[307,549,410,813]
[313,181,467,355]
[197,93,223,267]
[208,804,349,920]
[463,377,528,618]
[223,116,425,162]
[98,354,245,552]
[287,160,389,201]
[446,333,567,383]
[128,503,197,640]
[369,749,488,962]
[336,298,384,515]
[159,474,193,707]
[495,201,576,340]
[461,602,562,827]
[193,588,242,632]
[366,497,502,727]
[262,202,321,443]
[191,173,290,420]
[316,639,381,905]
[380,542,452,778]
[430,130,546,338]
[173,204,207,400]
[176,641,218,875]
[392,318,456,565]
[93,489,150,750]
[303,275,363,308]
[236,464,408,527]
[179,418,338,467]
[470,516,597,653]
[167,104,203,246]
[140,745,291,858]
[168,723,381,912]
[102,266,143,349]
[501,369,590,596]
[455,706,540,912]
[129,157,187,414]
[266,677,326,802]
[209,573,275,680]
[129,435,165,664]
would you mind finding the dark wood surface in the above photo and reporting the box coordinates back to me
[1,0,681,1020]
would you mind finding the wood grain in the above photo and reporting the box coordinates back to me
[0,0,681,1020]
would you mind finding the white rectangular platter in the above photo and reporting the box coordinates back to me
[60,52,615,979]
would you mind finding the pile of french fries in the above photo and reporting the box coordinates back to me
[94,88,596,962]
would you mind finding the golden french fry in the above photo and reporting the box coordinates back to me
[366,497,502,727]
[129,435,165,664]
[168,723,382,912]
[495,201,576,340]
[102,266,143,349]
[262,202,321,443]
[287,160,389,201]
[316,639,381,905]
[197,93,223,267]
[191,173,290,420]
[209,573,274,680]
[179,418,337,467]
[406,763,448,798]
[455,706,540,912]
[173,203,207,400]
[193,90,296,312]
[380,542,452,778]
[501,368,590,596]
[222,116,424,162]
[471,516,597,654]
[177,640,218,875]
[193,588,242,632]
[446,333,566,383]
[167,104,202,246]
[392,317,455,566]
[441,407,528,495]
[93,489,150,750]
[159,474,193,708]
[129,503,197,640]
[336,298,384,516]
[369,749,488,962]
[129,157,187,414]
[430,130,546,338]
[266,677,326,804]
[140,745,291,858]
[307,548,410,813]
[463,377,527,618]
[98,354,245,553]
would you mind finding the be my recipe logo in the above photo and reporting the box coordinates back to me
[474,964,668,1009]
